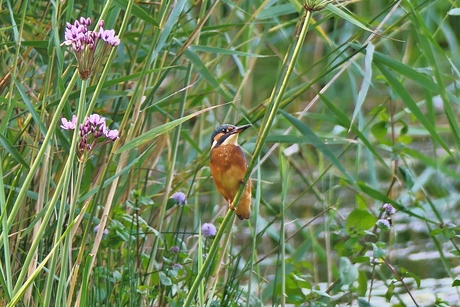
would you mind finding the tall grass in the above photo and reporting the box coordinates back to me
[1,0,460,306]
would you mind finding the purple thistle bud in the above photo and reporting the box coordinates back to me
[94,224,109,237]
[170,246,180,253]
[201,223,217,237]
[79,140,86,151]
[99,20,105,28]
[94,130,103,138]
[60,115,77,130]
[382,203,396,215]
[171,192,187,206]
[80,123,90,136]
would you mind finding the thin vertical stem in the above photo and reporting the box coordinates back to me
[182,11,313,306]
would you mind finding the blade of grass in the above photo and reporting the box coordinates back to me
[281,110,357,188]
[374,61,454,159]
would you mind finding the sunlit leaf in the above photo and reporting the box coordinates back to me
[346,209,376,231]
[339,257,358,286]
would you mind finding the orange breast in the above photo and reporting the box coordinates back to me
[210,145,251,219]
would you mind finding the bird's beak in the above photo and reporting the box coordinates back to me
[234,124,251,134]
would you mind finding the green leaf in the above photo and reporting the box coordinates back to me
[351,43,374,126]
[319,93,389,171]
[0,133,30,169]
[374,61,453,158]
[357,271,368,297]
[339,257,358,286]
[22,40,48,48]
[257,3,297,19]
[398,119,409,136]
[113,0,159,26]
[402,148,460,180]
[150,0,186,62]
[159,271,172,286]
[398,166,414,189]
[452,279,460,287]
[346,209,377,231]
[117,105,219,153]
[402,268,421,288]
[408,3,460,151]
[183,47,232,101]
[385,281,395,301]
[430,228,442,237]
[189,46,269,58]
[327,4,374,33]
[448,8,460,16]
[358,297,374,307]
[357,181,434,222]
[311,289,331,298]
[281,110,356,188]
[11,76,47,137]
[372,243,385,259]
[371,121,388,140]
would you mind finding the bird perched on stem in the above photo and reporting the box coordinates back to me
[210,124,252,220]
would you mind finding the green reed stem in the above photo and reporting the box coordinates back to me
[182,11,312,306]
[69,2,135,304]
[10,76,85,302]
[0,72,77,243]
[45,102,86,306]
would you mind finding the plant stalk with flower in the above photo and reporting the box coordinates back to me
[61,114,119,162]
[62,17,120,80]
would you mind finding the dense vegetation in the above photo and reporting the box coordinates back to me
[1,0,460,306]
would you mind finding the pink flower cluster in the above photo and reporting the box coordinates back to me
[61,114,119,160]
[62,17,120,79]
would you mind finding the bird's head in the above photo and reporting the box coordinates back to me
[210,124,251,149]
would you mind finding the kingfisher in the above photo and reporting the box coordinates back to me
[210,124,252,220]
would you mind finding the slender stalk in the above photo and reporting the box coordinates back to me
[1,72,77,243]
[67,1,135,304]
[45,68,88,303]
[183,11,312,306]
[0,164,15,299]
[148,63,191,274]
[10,75,85,299]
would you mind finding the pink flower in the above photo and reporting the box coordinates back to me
[60,115,77,130]
[62,17,120,79]
[99,29,120,46]
[87,114,106,127]
[104,127,119,140]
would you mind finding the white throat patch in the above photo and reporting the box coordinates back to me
[212,133,239,149]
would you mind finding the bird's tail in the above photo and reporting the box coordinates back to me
[235,180,251,220]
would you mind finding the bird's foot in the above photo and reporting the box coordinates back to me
[229,202,236,211]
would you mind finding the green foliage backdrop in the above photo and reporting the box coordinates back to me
[1,0,460,306]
